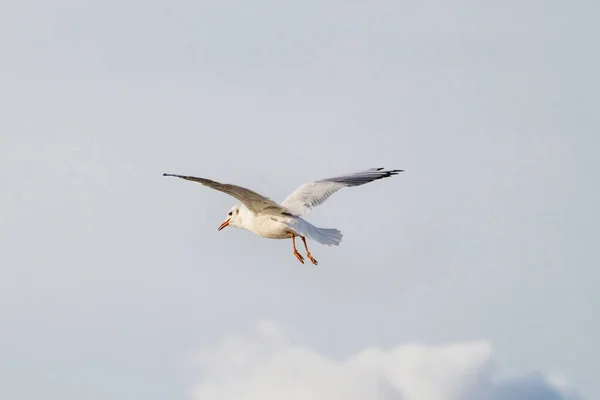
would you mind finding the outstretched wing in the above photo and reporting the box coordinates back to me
[163,173,288,215]
[280,167,403,217]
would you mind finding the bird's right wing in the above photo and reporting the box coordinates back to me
[280,167,403,217]
[163,173,287,215]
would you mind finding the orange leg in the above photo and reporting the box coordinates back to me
[290,233,304,264]
[301,236,318,265]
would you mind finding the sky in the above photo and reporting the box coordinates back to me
[0,1,598,399]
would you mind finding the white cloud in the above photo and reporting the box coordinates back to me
[191,321,581,400]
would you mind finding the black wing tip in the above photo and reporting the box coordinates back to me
[163,173,185,178]
[373,168,405,181]
[377,168,404,174]
[375,167,404,172]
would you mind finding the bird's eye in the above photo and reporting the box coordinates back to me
[228,212,232,216]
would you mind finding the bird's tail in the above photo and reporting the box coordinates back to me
[281,218,343,247]
[312,227,344,246]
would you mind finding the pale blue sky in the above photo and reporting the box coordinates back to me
[1,1,598,399]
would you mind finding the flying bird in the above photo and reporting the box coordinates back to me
[163,167,403,265]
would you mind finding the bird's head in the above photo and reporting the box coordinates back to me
[218,204,243,231]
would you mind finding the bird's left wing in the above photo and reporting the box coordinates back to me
[163,173,288,215]
[280,167,403,217]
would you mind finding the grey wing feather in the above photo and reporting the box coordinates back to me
[163,173,287,215]
[280,167,403,216]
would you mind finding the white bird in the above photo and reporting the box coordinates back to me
[163,167,403,265]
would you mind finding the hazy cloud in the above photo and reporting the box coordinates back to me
[191,321,579,400]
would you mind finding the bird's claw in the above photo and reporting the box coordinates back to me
[293,250,305,264]
[307,253,318,266]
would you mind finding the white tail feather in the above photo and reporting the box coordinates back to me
[281,218,343,247]
[312,227,343,246]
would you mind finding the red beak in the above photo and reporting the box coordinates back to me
[217,219,230,231]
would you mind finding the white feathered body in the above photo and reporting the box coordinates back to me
[236,206,343,246]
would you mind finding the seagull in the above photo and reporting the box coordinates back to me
[163,167,403,265]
